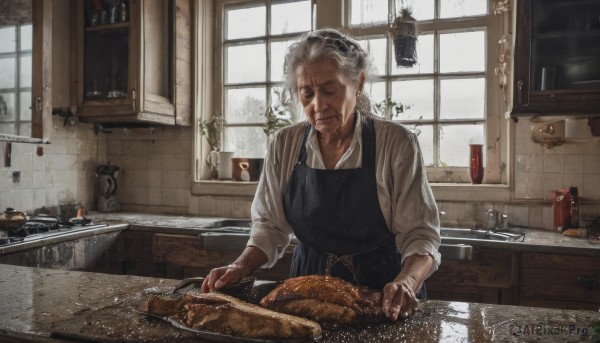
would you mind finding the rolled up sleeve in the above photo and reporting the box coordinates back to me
[384,127,441,278]
[247,125,303,268]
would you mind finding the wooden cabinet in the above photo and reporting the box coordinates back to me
[519,252,600,310]
[510,0,600,119]
[427,248,517,305]
[73,0,192,126]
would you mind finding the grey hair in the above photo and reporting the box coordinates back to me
[283,28,376,117]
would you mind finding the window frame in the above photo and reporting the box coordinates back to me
[192,0,513,202]
[343,1,508,185]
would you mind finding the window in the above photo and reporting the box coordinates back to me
[200,0,509,187]
[0,23,32,137]
[216,0,313,159]
[347,0,504,183]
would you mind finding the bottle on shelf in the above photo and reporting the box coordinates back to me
[569,186,579,229]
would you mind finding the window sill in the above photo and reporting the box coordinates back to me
[192,180,511,202]
[192,180,259,197]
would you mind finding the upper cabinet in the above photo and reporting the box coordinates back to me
[73,0,192,126]
[511,0,600,119]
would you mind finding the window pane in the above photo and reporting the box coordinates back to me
[271,0,311,35]
[440,78,485,120]
[225,87,266,124]
[358,37,386,75]
[20,24,32,51]
[412,0,434,21]
[0,123,16,135]
[224,126,267,158]
[0,57,16,88]
[440,31,485,73]
[392,34,433,75]
[270,40,294,82]
[18,122,31,137]
[0,93,16,120]
[226,5,266,40]
[364,81,386,116]
[226,43,266,83]
[0,27,16,53]
[391,79,434,120]
[20,91,31,120]
[350,0,388,26]
[440,0,488,18]
[414,124,433,166]
[439,124,484,167]
[20,54,31,88]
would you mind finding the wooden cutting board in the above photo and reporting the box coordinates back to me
[50,283,291,343]
[50,302,199,342]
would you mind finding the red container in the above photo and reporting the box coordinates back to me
[469,144,484,184]
[553,189,571,232]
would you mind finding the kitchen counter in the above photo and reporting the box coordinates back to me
[87,212,600,256]
[0,264,598,343]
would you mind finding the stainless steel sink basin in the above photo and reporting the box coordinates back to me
[441,228,523,242]
[196,219,251,234]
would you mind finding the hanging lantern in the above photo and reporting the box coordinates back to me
[389,8,418,68]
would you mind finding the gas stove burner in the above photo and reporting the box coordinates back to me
[9,222,52,237]
[0,218,110,247]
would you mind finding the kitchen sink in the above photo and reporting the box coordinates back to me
[196,219,251,234]
[441,227,523,242]
[197,221,523,242]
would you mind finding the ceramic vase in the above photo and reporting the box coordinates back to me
[469,144,484,184]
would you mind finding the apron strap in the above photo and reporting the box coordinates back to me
[297,122,312,165]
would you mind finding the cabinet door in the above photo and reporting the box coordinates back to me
[426,249,516,304]
[31,0,53,139]
[75,0,176,125]
[519,252,600,310]
[511,0,600,117]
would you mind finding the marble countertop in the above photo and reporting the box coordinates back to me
[86,212,600,256]
[0,264,598,343]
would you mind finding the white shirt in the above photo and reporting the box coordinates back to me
[248,112,441,277]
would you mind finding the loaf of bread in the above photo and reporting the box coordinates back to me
[562,228,585,237]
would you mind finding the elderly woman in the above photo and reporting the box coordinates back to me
[202,28,441,321]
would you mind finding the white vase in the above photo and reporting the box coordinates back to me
[217,151,234,180]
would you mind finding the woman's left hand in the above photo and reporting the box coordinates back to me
[381,277,420,321]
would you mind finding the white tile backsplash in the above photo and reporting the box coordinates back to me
[3,114,598,229]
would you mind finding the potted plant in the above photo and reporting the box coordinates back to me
[389,7,419,68]
[372,97,420,136]
[261,89,295,136]
[199,113,226,179]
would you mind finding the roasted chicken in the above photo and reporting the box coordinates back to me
[145,291,322,340]
[259,275,385,325]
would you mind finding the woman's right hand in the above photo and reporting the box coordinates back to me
[200,246,268,293]
[200,263,246,293]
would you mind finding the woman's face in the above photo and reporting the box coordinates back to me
[296,60,363,136]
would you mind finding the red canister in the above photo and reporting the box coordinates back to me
[553,189,571,232]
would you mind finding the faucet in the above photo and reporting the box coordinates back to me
[486,208,509,232]
[486,209,499,232]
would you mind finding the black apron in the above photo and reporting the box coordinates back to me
[283,117,426,297]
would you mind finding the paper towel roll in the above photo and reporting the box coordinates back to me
[565,119,592,140]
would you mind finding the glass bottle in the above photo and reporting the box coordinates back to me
[569,187,579,228]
